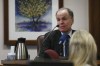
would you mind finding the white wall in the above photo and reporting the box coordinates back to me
[0,0,89,64]
[64,0,89,30]
[0,0,37,64]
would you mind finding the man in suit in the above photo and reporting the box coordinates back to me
[38,8,75,59]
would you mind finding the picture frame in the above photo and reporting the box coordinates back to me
[4,0,63,45]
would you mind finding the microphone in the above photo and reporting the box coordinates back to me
[38,25,59,57]
[39,25,59,56]
[56,25,59,27]
[42,25,59,43]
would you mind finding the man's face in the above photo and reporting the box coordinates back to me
[56,10,73,32]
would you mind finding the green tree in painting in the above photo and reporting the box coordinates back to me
[16,0,51,31]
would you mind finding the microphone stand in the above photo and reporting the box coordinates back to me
[42,25,59,43]
[38,25,59,57]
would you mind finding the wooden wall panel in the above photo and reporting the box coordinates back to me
[89,0,100,59]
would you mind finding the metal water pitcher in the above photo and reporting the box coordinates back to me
[15,38,28,60]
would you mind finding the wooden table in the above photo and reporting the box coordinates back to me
[1,60,29,66]
[1,58,100,66]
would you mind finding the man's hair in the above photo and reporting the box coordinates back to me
[56,8,74,19]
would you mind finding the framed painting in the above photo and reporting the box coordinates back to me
[4,0,63,45]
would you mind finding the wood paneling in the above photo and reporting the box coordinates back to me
[89,0,100,59]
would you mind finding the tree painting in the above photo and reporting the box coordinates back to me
[15,0,52,32]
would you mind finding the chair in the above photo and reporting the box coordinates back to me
[37,35,44,56]
[37,35,59,59]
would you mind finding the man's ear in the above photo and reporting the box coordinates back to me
[72,17,74,22]
[71,18,74,25]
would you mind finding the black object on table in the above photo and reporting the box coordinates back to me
[29,56,74,66]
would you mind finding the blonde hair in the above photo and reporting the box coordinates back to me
[69,30,97,66]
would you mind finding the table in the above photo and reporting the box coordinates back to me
[1,56,73,66]
[1,56,100,66]
[1,60,29,66]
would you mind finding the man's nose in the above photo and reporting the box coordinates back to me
[59,20,64,23]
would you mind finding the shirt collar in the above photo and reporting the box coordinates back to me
[61,30,72,37]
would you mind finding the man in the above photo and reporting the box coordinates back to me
[39,8,75,59]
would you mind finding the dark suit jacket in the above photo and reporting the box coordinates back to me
[39,30,75,59]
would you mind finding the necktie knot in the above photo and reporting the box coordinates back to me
[59,33,70,44]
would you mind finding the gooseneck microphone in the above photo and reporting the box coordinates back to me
[42,25,59,43]
[38,25,59,58]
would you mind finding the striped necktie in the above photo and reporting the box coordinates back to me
[63,34,70,57]
[59,33,70,57]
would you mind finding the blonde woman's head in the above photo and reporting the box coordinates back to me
[69,30,97,66]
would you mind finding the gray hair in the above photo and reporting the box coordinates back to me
[56,8,74,19]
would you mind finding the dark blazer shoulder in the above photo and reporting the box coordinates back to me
[45,30,60,35]
[44,30,61,39]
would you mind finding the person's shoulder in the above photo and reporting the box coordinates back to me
[53,30,60,33]
[46,30,60,34]
[51,30,61,34]
[45,30,60,36]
